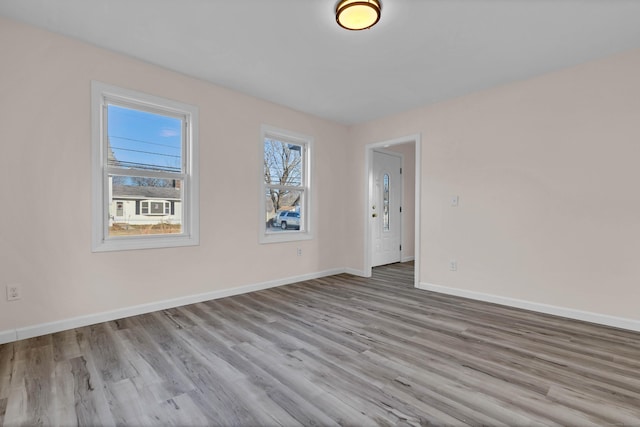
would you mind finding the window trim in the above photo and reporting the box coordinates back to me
[259,125,313,244]
[91,81,199,252]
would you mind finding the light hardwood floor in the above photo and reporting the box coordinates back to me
[1,262,640,426]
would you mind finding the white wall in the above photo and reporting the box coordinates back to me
[347,48,640,324]
[0,17,350,338]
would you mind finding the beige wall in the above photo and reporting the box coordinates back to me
[347,48,640,321]
[2,15,639,337]
[0,17,350,333]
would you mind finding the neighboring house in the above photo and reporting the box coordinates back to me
[109,183,182,227]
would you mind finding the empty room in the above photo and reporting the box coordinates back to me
[1,1,640,425]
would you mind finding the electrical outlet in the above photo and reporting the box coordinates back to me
[296,248,302,256]
[6,284,22,301]
[449,260,458,272]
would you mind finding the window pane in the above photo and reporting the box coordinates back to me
[108,175,182,236]
[383,173,390,231]
[264,138,303,187]
[265,188,303,232]
[150,201,164,214]
[107,104,182,173]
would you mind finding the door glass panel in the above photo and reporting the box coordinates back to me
[383,173,390,231]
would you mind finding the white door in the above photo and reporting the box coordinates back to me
[371,150,402,267]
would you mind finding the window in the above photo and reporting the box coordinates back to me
[261,125,312,243]
[140,200,171,216]
[91,81,199,251]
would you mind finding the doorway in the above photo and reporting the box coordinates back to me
[364,134,421,287]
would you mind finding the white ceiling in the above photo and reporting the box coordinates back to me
[2,0,640,124]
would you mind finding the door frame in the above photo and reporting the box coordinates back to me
[364,134,421,287]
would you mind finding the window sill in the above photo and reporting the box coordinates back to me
[259,231,313,245]
[92,234,199,252]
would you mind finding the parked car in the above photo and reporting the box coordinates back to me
[274,211,301,230]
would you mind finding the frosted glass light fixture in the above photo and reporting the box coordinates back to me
[336,0,382,31]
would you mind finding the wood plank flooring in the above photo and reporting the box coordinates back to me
[1,262,640,426]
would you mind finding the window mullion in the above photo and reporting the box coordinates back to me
[106,166,185,180]
[265,184,305,192]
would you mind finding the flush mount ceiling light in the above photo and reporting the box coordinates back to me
[336,0,382,31]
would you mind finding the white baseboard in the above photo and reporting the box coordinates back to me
[401,256,415,263]
[0,329,17,345]
[344,268,368,277]
[0,268,345,344]
[417,282,640,333]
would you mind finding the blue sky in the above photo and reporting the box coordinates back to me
[107,105,182,173]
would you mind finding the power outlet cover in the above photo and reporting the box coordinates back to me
[6,284,21,301]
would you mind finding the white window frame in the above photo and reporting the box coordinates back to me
[260,125,313,244]
[91,81,199,252]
